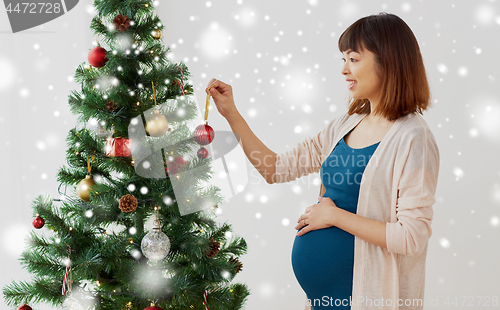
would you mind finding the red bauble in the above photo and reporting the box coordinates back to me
[174,156,188,167]
[193,124,215,145]
[165,156,188,175]
[17,304,33,310]
[88,46,108,68]
[144,307,163,310]
[32,214,45,229]
[197,147,209,159]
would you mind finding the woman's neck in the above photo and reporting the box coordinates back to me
[365,100,396,125]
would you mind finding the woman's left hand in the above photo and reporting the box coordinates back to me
[295,196,339,236]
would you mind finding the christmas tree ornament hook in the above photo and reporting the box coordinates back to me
[87,154,92,174]
[151,81,157,107]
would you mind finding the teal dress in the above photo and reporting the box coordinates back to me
[291,129,380,309]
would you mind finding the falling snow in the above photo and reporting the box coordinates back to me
[453,167,464,180]
[475,5,496,25]
[458,66,468,77]
[402,3,411,12]
[437,63,448,74]
[439,238,451,249]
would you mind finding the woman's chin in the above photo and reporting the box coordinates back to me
[350,94,369,101]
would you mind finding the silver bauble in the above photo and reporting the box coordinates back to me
[141,226,170,261]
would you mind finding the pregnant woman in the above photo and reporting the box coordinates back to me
[205,13,440,310]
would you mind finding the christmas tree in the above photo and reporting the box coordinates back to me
[3,1,249,309]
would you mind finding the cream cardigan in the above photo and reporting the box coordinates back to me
[274,111,440,310]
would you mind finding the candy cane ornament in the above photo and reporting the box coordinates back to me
[62,263,69,295]
[62,245,72,295]
[178,66,186,95]
[203,289,209,310]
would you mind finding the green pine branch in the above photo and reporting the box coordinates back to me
[3,277,63,307]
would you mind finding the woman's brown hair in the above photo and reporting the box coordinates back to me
[338,12,431,121]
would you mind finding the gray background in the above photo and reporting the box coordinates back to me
[1,0,500,309]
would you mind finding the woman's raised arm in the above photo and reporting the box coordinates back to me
[206,78,278,184]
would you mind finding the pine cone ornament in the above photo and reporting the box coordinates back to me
[229,256,243,273]
[119,194,138,213]
[113,14,130,32]
[105,100,118,111]
[207,238,221,258]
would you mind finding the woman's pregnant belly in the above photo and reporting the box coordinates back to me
[291,199,355,306]
[292,226,354,295]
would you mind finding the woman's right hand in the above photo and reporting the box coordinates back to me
[205,78,239,120]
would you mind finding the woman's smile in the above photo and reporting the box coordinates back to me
[347,80,357,90]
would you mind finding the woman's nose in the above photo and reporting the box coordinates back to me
[341,62,349,75]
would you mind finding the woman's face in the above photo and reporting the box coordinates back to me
[341,48,383,103]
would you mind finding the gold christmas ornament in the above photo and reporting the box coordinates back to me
[145,82,168,137]
[76,175,95,201]
[145,109,168,137]
[152,29,162,40]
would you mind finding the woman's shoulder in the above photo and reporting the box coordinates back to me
[396,112,440,159]
[398,112,436,140]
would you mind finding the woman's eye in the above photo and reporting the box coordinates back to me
[341,57,356,63]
